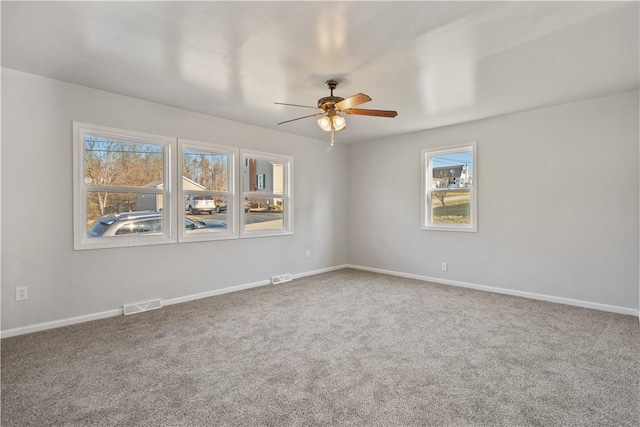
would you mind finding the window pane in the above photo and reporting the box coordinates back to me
[182,149,228,191]
[184,194,216,214]
[87,192,153,224]
[431,189,470,224]
[113,218,163,235]
[86,191,165,238]
[244,157,284,194]
[185,196,228,233]
[84,136,164,188]
[244,198,284,231]
[431,151,472,188]
[184,217,228,233]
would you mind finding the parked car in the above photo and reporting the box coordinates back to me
[185,217,226,231]
[213,198,250,213]
[88,211,225,237]
[185,195,216,214]
[88,211,163,237]
[215,198,227,213]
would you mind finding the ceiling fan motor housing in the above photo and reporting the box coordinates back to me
[318,79,343,113]
[318,96,344,113]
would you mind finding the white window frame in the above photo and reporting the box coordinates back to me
[178,139,238,242]
[73,122,177,250]
[422,142,477,232]
[241,150,293,238]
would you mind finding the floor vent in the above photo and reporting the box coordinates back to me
[271,274,292,285]
[123,299,163,316]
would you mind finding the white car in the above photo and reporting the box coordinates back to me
[185,195,216,214]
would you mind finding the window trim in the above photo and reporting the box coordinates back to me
[421,142,477,232]
[178,139,239,243]
[73,122,177,250]
[240,150,293,238]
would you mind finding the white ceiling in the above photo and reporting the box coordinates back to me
[2,1,638,144]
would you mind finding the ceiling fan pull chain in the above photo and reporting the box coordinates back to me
[330,123,335,146]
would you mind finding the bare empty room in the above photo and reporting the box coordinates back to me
[1,1,639,426]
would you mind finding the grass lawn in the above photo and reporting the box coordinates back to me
[433,198,470,224]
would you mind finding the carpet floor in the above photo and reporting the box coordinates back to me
[1,269,639,426]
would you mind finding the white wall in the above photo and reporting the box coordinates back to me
[1,68,348,332]
[348,91,639,311]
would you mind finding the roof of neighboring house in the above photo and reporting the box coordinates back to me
[433,165,465,179]
[145,180,163,188]
[144,176,205,190]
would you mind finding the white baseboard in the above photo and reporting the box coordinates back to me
[4,263,633,338]
[0,264,349,339]
[346,264,639,317]
[292,264,349,280]
[162,265,348,307]
[162,279,272,307]
[0,308,124,339]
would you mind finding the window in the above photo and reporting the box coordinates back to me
[241,150,293,237]
[179,140,237,242]
[74,124,294,249]
[73,123,175,250]
[422,142,477,232]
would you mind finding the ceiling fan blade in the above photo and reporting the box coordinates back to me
[277,112,325,125]
[275,102,320,110]
[335,93,372,110]
[344,108,398,118]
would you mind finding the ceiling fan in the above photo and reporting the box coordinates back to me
[275,80,398,145]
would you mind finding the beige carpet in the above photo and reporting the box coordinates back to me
[2,269,639,426]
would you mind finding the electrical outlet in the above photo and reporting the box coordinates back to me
[16,286,28,301]
[441,262,448,272]
[306,249,311,258]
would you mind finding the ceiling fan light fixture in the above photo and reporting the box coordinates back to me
[317,116,332,131]
[333,114,346,131]
[318,114,346,132]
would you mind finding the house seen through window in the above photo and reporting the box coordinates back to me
[422,142,477,232]
[241,151,292,236]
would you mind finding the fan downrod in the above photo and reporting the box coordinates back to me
[318,80,344,111]
[325,79,339,95]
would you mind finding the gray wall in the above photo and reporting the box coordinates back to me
[1,68,348,332]
[2,68,638,335]
[348,91,639,310]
